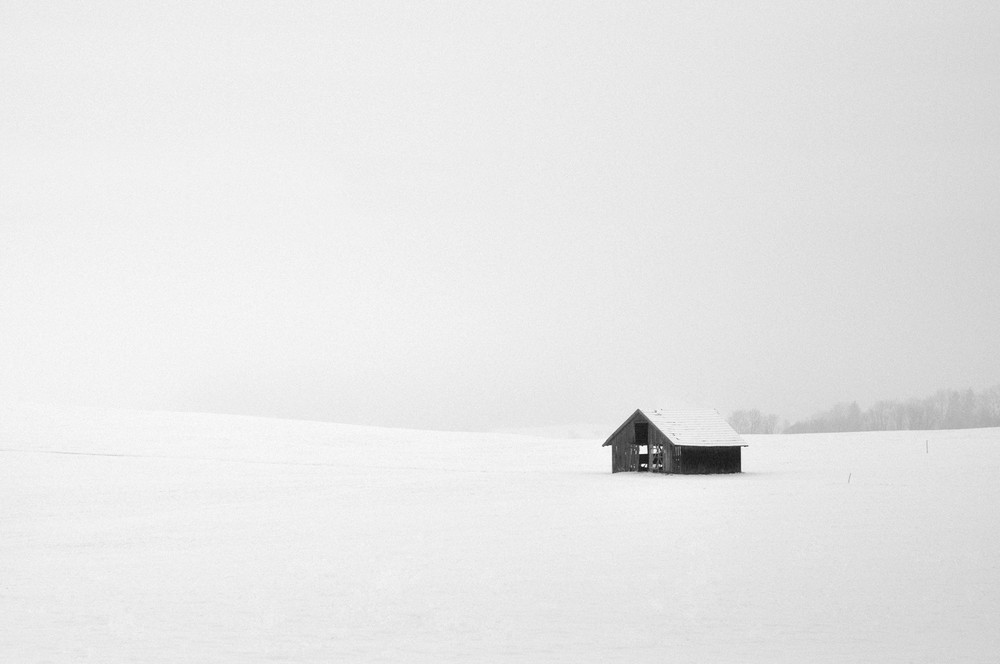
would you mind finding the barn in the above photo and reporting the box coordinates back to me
[603,408,747,474]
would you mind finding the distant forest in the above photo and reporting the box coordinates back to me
[729,384,1000,434]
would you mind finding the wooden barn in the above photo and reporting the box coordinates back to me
[603,408,747,474]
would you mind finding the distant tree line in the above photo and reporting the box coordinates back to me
[728,385,1000,434]
[784,385,1000,434]
[727,409,781,434]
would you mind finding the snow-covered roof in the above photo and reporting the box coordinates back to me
[602,408,748,448]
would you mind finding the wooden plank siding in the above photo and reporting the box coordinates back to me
[675,445,741,474]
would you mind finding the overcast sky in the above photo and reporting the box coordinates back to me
[2,1,998,431]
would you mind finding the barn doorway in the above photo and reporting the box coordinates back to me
[634,422,649,471]
[632,422,667,472]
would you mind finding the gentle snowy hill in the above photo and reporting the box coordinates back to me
[2,403,998,663]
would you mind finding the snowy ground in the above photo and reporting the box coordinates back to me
[2,403,998,663]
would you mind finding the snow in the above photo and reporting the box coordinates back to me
[2,403,999,663]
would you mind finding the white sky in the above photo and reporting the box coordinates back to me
[2,1,998,431]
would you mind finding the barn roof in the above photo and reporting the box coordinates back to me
[602,408,748,448]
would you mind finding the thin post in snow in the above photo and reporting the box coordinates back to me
[926,439,929,454]
[848,472,852,484]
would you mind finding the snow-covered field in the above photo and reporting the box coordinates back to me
[2,403,998,663]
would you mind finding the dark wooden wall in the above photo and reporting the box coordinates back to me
[675,446,741,474]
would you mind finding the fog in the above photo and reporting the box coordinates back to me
[2,2,998,432]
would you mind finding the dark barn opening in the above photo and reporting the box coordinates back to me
[634,422,649,471]
[634,422,648,445]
